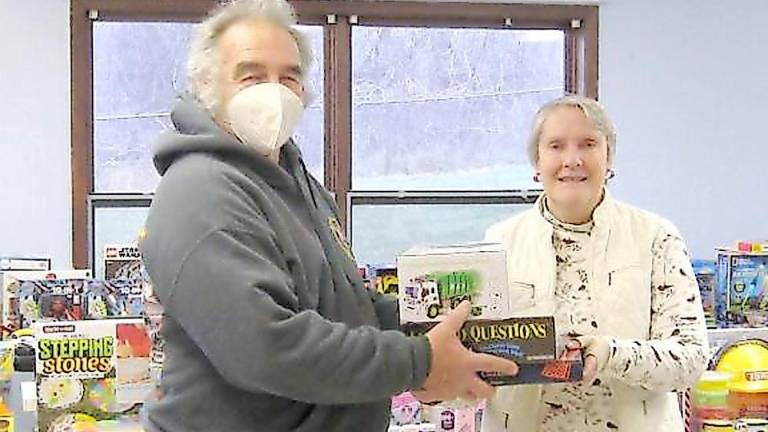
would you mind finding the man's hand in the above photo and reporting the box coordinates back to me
[413,302,519,403]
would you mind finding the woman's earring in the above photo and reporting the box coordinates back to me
[533,172,541,183]
[605,169,616,182]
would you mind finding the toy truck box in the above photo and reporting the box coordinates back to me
[397,243,511,322]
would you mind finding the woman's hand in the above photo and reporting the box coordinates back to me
[570,336,610,383]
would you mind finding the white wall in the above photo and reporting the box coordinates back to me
[0,0,72,268]
[600,0,768,258]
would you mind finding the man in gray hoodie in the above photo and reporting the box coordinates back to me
[139,1,519,431]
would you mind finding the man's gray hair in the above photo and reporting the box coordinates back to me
[187,0,313,113]
[527,95,617,166]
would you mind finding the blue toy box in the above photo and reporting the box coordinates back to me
[715,249,768,327]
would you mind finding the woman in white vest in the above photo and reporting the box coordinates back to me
[482,95,708,431]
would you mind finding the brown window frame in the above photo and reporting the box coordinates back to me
[71,0,598,269]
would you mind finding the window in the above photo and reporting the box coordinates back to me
[352,27,564,191]
[92,22,324,194]
[350,199,530,265]
[92,22,193,193]
[347,25,566,263]
[90,197,151,278]
[72,1,598,269]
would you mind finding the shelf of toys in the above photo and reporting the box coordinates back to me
[685,241,768,431]
[362,239,768,432]
[0,248,162,432]
[5,235,767,432]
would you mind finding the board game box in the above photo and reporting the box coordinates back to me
[34,319,152,432]
[402,317,583,386]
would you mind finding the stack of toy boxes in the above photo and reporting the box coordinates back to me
[397,242,582,386]
[715,248,768,327]
[104,244,164,395]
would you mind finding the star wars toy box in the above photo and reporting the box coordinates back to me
[34,318,152,432]
[397,243,582,385]
[103,244,151,317]
[716,249,768,327]
[104,245,142,280]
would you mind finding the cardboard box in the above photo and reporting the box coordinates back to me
[1,270,91,335]
[402,317,583,386]
[425,404,479,432]
[104,245,143,280]
[34,319,152,431]
[0,257,51,336]
[397,243,511,323]
[105,244,154,318]
[362,265,399,295]
[692,259,717,329]
[715,249,768,327]
[0,257,50,272]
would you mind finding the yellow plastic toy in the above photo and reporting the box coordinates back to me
[72,413,98,432]
[714,339,768,393]
[0,342,15,382]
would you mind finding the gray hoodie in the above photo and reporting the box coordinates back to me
[140,98,431,432]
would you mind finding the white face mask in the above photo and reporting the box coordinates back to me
[226,83,304,157]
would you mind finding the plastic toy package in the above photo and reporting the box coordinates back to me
[389,394,482,432]
[373,266,399,295]
[425,403,481,432]
[391,392,422,426]
[1,270,150,339]
[1,270,92,335]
